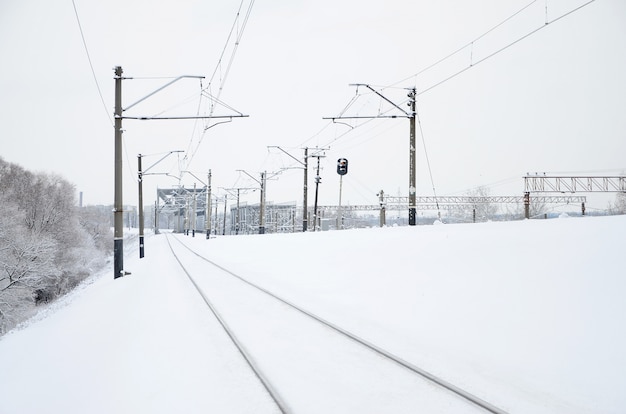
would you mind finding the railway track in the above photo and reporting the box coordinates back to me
[165,233,508,414]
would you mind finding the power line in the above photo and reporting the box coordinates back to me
[71,0,112,126]
[415,104,441,217]
[183,0,256,169]
[207,0,255,91]
[390,0,541,89]
[300,0,536,151]
[412,0,597,97]
[309,0,598,162]
[71,1,140,194]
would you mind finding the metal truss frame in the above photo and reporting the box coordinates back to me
[230,202,298,234]
[524,176,626,193]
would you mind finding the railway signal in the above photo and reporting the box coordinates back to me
[337,158,348,175]
[337,158,348,229]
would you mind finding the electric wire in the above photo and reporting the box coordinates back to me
[344,174,379,204]
[183,0,256,170]
[206,0,249,92]
[217,0,255,98]
[390,0,540,89]
[298,0,597,203]
[414,0,597,98]
[70,0,138,186]
[71,0,112,127]
[415,104,441,218]
[318,0,596,147]
[298,86,373,147]
[201,90,245,116]
[183,82,208,157]
[335,121,403,152]
[322,98,411,149]
[150,80,205,119]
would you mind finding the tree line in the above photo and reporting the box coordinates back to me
[0,157,111,335]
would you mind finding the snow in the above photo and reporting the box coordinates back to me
[1,215,625,413]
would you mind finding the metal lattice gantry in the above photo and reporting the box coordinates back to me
[524,175,626,193]
[156,186,209,233]
[316,193,588,227]
[382,195,587,206]
[523,175,626,218]
[230,202,298,235]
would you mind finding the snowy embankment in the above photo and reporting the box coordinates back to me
[0,215,624,413]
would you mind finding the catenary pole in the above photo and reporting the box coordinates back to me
[113,66,124,278]
[138,154,144,258]
[236,170,265,234]
[236,189,240,235]
[192,183,197,237]
[222,195,227,235]
[303,147,308,231]
[408,88,417,225]
[112,68,245,278]
[206,170,212,239]
[214,195,219,235]
[154,200,159,234]
[324,84,417,226]
[312,155,322,231]
[267,146,309,232]
[259,171,266,234]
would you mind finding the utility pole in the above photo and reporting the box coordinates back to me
[236,189,240,235]
[222,195,227,235]
[260,172,266,234]
[312,152,325,231]
[303,148,308,231]
[206,170,212,239]
[192,183,197,237]
[154,200,159,234]
[184,196,190,235]
[140,150,183,255]
[408,88,417,226]
[113,66,124,278]
[224,187,256,235]
[112,67,246,279]
[180,169,212,239]
[267,146,310,232]
[324,84,417,226]
[137,154,145,258]
[378,190,386,227]
[238,170,274,234]
[237,170,266,234]
[214,194,219,236]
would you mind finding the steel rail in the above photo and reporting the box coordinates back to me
[170,234,509,414]
[164,234,290,414]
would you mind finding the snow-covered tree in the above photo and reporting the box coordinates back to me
[0,157,110,334]
[78,206,113,253]
[462,186,498,222]
[0,198,58,332]
[609,192,626,215]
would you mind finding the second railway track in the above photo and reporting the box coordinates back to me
[165,233,508,414]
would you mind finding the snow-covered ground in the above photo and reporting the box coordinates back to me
[1,215,624,413]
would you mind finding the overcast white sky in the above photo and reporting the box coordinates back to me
[1,0,624,211]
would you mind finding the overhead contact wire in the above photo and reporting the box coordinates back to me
[414,0,597,97]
